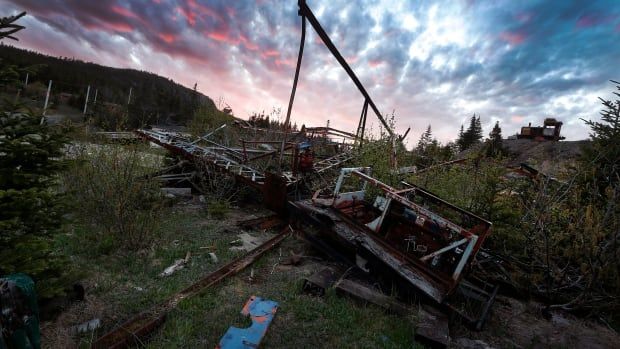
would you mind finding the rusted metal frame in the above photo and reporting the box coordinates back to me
[279,7,306,170]
[357,99,369,148]
[311,152,355,174]
[236,215,283,230]
[401,181,491,230]
[355,100,368,142]
[291,200,452,302]
[345,174,477,280]
[336,169,483,280]
[474,283,499,330]
[330,206,451,302]
[333,167,372,198]
[412,158,469,175]
[298,0,394,138]
[190,123,227,145]
[197,138,245,161]
[136,130,267,188]
[420,238,468,262]
[443,280,499,331]
[244,144,296,163]
[400,127,411,141]
[93,228,290,349]
[366,197,392,232]
[234,122,303,136]
[419,236,479,281]
[306,127,358,140]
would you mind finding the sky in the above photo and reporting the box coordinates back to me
[2,0,619,145]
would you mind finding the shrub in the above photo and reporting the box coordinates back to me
[189,103,233,137]
[63,144,164,251]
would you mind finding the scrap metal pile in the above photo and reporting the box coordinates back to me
[94,1,499,347]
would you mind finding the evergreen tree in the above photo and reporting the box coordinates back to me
[461,114,484,151]
[580,80,620,196]
[416,125,433,151]
[456,124,465,151]
[0,12,72,298]
[485,121,504,157]
[415,125,442,167]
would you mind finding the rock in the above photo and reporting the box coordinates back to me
[209,252,218,263]
[160,187,192,197]
[71,318,102,334]
[454,338,496,349]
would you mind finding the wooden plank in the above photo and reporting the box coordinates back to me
[334,279,409,315]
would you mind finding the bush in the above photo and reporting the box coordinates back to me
[63,144,164,251]
[189,103,233,137]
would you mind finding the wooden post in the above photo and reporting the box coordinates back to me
[83,85,91,115]
[43,80,52,116]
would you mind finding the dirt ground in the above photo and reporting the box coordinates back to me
[451,296,619,349]
[40,197,619,348]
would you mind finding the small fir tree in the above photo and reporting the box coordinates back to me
[0,11,72,298]
[485,121,504,157]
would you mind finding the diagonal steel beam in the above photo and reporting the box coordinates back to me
[298,0,394,138]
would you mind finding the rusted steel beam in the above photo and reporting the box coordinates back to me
[305,127,358,140]
[92,228,290,349]
[298,0,394,138]
[411,158,469,175]
[236,215,284,230]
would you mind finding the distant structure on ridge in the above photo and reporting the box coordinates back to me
[516,118,564,141]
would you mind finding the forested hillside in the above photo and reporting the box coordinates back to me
[0,44,215,126]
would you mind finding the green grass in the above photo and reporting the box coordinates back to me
[53,205,421,348]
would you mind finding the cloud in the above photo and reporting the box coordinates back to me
[2,0,619,144]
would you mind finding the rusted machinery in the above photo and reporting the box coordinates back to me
[517,118,564,141]
[135,127,355,212]
[290,167,497,328]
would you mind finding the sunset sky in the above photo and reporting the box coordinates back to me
[2,0,619,144]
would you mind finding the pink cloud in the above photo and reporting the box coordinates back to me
[158,33,176,44]
[239,33,258,51]
[208,31,230,42]
[499,31,526,45]
[176,6,196,26]
[111,5,140,20]
[262,49,280,57]
[576,14,615,29]
[511,115,525,123]
[84,21,133,33]
[345,55,358,64]
[368,59,384,68]
[275,58,296,68]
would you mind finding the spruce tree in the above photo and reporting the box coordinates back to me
[416,125,433,151]
[0,12,72,298]
[486,121,504,157]
[580,80,620,196]
[473,115,483,143]
[460,114,484,151]
[456,124,465,151]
